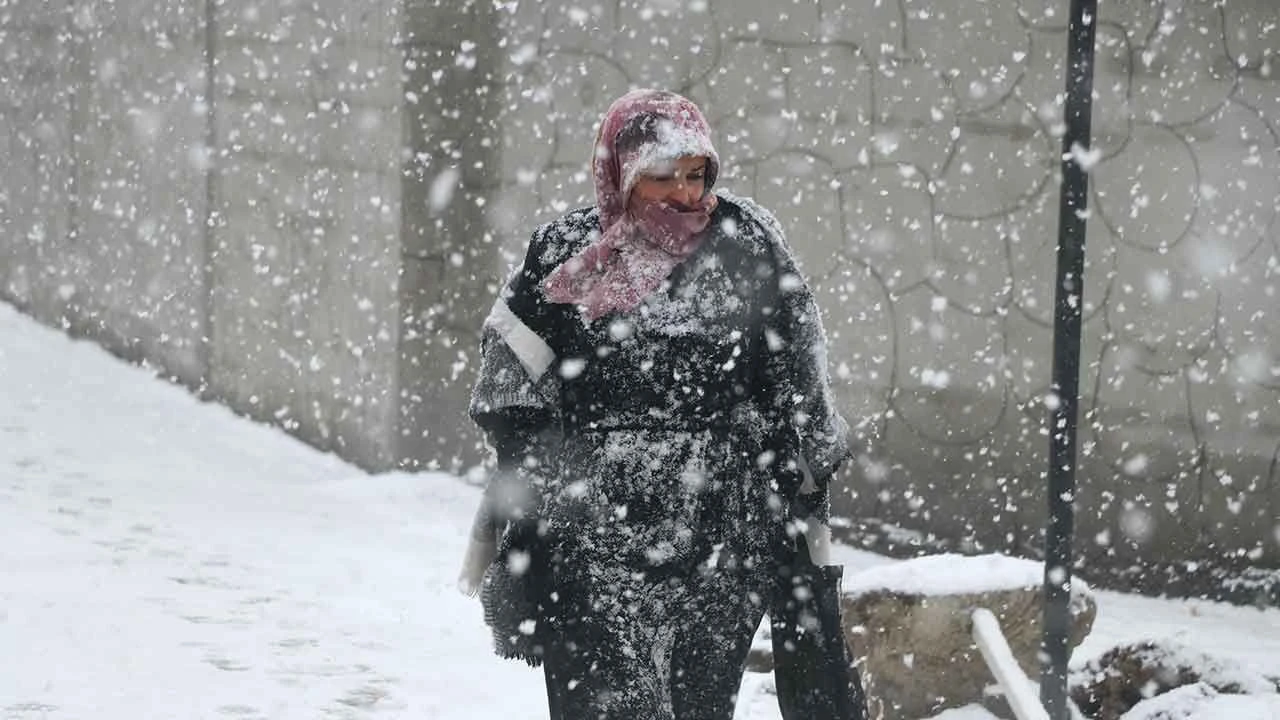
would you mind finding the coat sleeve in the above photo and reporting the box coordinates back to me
[745,199,850,514]
[470,219,576,488]
[469,223,563,438]
[459,223,566,594]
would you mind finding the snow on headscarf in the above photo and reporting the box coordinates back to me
[542,89,720,322]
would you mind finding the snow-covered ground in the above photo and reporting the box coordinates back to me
[1,300,1277,720]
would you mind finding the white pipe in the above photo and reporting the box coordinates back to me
[971,608,1051,720]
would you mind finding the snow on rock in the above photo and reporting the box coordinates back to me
[1120,682,1280,720]
[843,552,1090,598]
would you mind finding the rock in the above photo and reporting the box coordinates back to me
[1069,640,1280,720]
[840,553,1096,720]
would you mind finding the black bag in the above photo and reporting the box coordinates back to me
[771,538,867,720]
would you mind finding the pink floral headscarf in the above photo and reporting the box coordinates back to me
[542,89,720,322]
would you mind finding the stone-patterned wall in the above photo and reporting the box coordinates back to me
[487,0,1280,576]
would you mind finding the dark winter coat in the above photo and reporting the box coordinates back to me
[469,190,849,717]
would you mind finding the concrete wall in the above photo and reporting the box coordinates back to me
[207,0,406,468]
[0,0,503,471]
[0,0,209,381]
[2,0,1277,583]
[397,0,504,471]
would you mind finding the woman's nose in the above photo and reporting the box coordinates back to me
[673,181,698,206]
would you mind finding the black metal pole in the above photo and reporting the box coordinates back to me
[1043,0,1098,718]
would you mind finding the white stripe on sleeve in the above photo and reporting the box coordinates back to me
[486,298,555,381]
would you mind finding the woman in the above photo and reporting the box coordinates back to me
[460,89,851,719]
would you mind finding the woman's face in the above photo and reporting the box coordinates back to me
[629,155,708,213]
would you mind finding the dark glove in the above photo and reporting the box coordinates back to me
[481,513,552,666]
[484,421,560,521]
[477,414,560,666]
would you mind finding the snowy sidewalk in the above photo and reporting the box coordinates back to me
[2,301,1278,720]
[0,304,547,719]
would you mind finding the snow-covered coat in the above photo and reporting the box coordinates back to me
[467,189,849,715]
